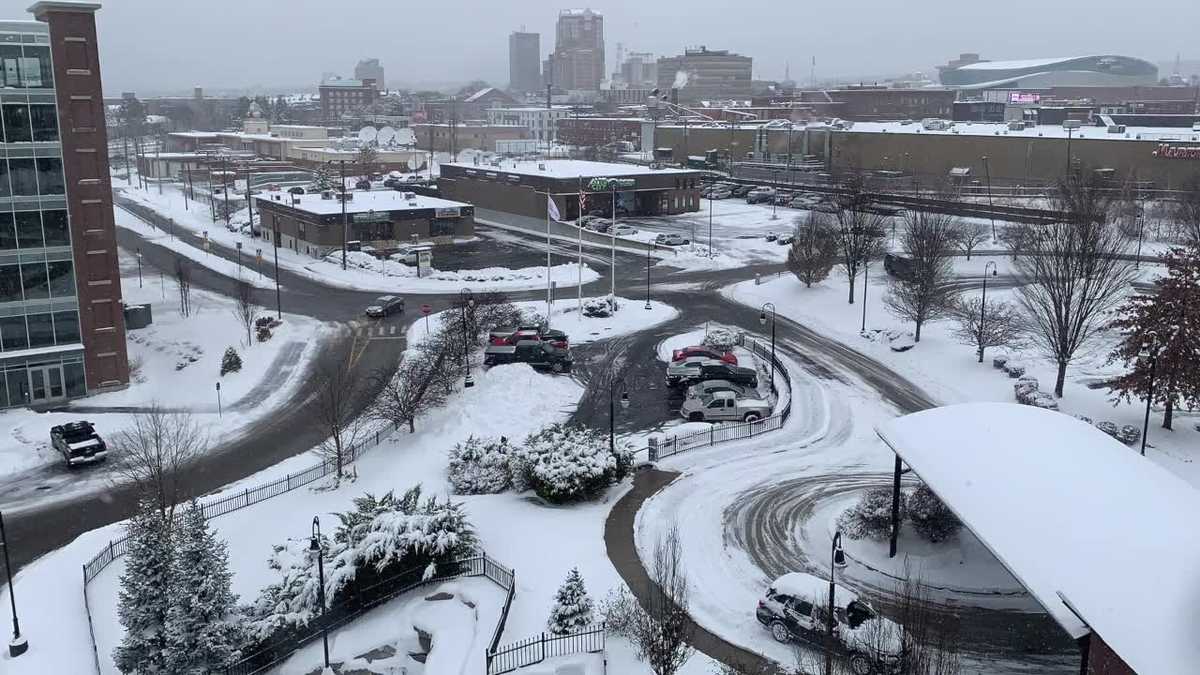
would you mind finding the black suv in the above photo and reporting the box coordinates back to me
[696,363,757,388]
[483,340,573,373]
[50,421,107,467]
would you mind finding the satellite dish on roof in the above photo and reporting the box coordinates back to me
[357,126,378,143]
[377,126,397,146]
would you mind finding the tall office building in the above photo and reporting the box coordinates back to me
[508,31,541,94]
[354,58,385,90]
[0,2,128,409]
[657,46,753,101]
[547,9,604,91]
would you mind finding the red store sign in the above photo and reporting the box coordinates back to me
[1152,143,1200,159]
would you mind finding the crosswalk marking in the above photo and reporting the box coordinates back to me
[341,321,406,342]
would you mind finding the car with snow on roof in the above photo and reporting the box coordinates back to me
[757,572,906,674]
[483,340,573,373]
[671,345,737,365]
[680,390,772,423]
[684,378,752,400]
[50,420,107,467]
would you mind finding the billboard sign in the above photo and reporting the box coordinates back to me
[435,207,461,218]
[1009,92,1040,104]
[587,177,637,192]
[353,210,391,223]
[1152,143,1200,160]
[417,248,433,276]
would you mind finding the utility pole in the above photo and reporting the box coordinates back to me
[339,160,348,270]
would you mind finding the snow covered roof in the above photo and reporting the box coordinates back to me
[840,121,1200,142]
[447,159,696,179]
[876,403,1200,675]
[956,56,1089,71]
[256,189,469,216]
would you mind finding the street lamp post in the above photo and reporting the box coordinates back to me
[272,219,282,319]
[759,303,777,389]
[338,160,348,271]
[982,155,996,242]
[609,377,631,460]
[707,193,714,258]
[978,261,998,363]
[770,169,779,220]
[825,531,846,675]
[1,511,27,657]
[1138,333,1159,457]
[860,259,869,333]
[136,247,143,288]
[645,245,653,310]
[460,288,475,388]
[309,516,330,670]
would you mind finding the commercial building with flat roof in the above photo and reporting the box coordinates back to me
[254,189,474,258]
[438,159,701,221]
[939,55,1158,90]
[319,77,379,122]
[486,106,572,143]
[657,46,753,102]
[0,2,129,409]
[412,122,529,153]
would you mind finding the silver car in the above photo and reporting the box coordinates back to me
[685,379,751,400]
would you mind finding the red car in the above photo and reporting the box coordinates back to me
[671,345,737,365]
[489,326,569,349]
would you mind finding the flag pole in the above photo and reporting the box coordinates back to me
[546,193,553,327]
[610,185,616,301]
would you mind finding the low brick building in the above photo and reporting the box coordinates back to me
[254,189,474,258]
[412,122,529,153]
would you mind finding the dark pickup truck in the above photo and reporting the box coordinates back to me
[50,421,108,467]
[483,340,573,373]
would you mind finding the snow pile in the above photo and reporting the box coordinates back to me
[862,328,916,352]
[327,249,598,286]
[700,327,738,352]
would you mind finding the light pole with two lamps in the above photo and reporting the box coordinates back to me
[977,261,998,363]
[758,303,777,389]
[825,531,847,675]
[309,516,329,670]
[460,288,476,388]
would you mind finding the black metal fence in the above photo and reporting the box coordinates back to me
[225,552,516,675]
[486,624,607,674]
[649,335,793,461]
[82,424,392,585]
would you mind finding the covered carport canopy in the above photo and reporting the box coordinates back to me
[876,402,1200,675]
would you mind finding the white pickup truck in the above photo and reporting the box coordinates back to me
[680,390,772,423]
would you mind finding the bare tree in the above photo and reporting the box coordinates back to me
[1174,174,1200,246]
[949,297,1028,361]
[111,407,207,520]
[371,354,449,434]
[232,279,258,347]
[1015,176,1137,396]
[312,346,367,481]
[173,255,191,317]
[883,210,959,342]
[832,174,888,304]
[895,565,962,675]
[788,211,839,288]
[355,144,379,179]
[951,221,988,260]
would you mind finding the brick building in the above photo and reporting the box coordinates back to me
[319,77,379,122]
[825,86,957,121]
[412,122,528,153]
[0,2,129,408]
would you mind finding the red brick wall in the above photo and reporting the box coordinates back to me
[40,5,130,390]
[1087,636,1137,675]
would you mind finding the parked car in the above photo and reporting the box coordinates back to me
[731,185,753,198]
[483,340,573,373]
[383,177,401,188]
[488,325,569,349]
[364,295,405,318]
[685,378,751,400]
[667,358,757,388]
[592,221,612,234]
[287,186,306,195]
[671,345,737,365]
[776,234,795,245]
[747,187,776,204]
[773,192,795,206]
[577,215,603,230]
[50,421,107,467]
[354,179,372,190]
[391,245,432,266]
[756,573,905,674]
[666,356,723,387]
[680,390,772,423]
[765,233,778,242]
[655,233,690,246]
[614,224,638,236]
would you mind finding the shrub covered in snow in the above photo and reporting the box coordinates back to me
[515,424,631,504]
[220,346,242,376]
[701,327,738,352]
[861,329,916,352]
[1013,376,1057,409]
[1093,420,1142,445]
[241,537,329,645]
[837,487,906,541]
[907,484,962,543]
[447,435,514,494]
[547,567,595,635]
[583,296,619,318]
[992,355,1009,369]
[1002,361,1026,378]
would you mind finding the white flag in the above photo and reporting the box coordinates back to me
[547,195,561,222]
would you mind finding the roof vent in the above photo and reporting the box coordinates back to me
[338,192,354,202]
[538,163,546,171]
[404,192,415,199]
[321,190,334,199]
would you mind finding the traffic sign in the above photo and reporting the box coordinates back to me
[420,304,433,315]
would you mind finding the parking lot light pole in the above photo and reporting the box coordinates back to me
[136,247,143,288]
[978,261,998,362]
[1,511,26,658]
[645,245,653,310]
[310,516,329,670]
[1138,332,1159,457]
[461,288,475,388]
[826,531,845,675]
[759,303,776,389]
[860,259,869,333]
[770,170,779,220]
[982,155,997,242]
[707,194,714,258]
[609,379,631,459]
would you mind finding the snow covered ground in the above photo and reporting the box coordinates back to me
[118,184,600,293]
[621,199,792,270]
[0,248,326,482]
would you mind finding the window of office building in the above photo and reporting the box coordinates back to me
[0,212,14,250]
[26,311,52,347]
[42,210,68,246]
[2,103,31,142]
[47,260,73,297]
[15,211,42,248]
[0,315,26,350]
[36,157,64,194]
[20,260,48,299]
[30,104,57,142]
[53,309,79,344]
[0,44,53,89]
[0,262,19,302]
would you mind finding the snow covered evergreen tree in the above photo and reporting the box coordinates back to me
[164,500,242,673]
[114,497,175,673]
[907,484,961,543]
[837,487,906,541]
[547,567,594,635]
[220,346,242,376]
[308,163,337,192]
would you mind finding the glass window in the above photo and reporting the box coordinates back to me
[0,45,20,88]
[2,104,31,143]
[36,158,63,195]
[0,212,14,250]
[41,209,67,246]
[30,105,56,142]
[20,261,47,299]
[0,316,27,350]
[26,312,52,347]
[5,367,30,404]
[53,310,78,344]
[14,211,42,248]
[0,263,20,302]
[47,260,72,297]
[64,360,85,396]
[19,46,52,88]
[8,158,35,195]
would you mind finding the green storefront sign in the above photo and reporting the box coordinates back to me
[587,177,637,191]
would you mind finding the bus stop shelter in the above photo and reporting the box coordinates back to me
[876,402,1200,675]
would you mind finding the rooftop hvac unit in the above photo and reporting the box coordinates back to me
[1107,125,1126,134]
[404,192,415,199]
[538,163,546,170]
[321,190,334,199]
[1008,121,1024,131]
[338,192,354,202]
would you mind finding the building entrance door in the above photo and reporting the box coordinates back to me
[28,364,65,404]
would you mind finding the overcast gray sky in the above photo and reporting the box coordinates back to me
[3,0,1196,94]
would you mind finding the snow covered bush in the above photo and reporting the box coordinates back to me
[220,346,242,376]
[1002,361,1025,378]
[837,487,906,541]
[447,435,514,494]
[583,296,618,318]
[515,423,631,504]
[1093,421,1141,445]
[701,327,738,352]
[241,537,330,645]
[547,567,595,635]
[907,484,962,543]
[992,355,1009,369]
